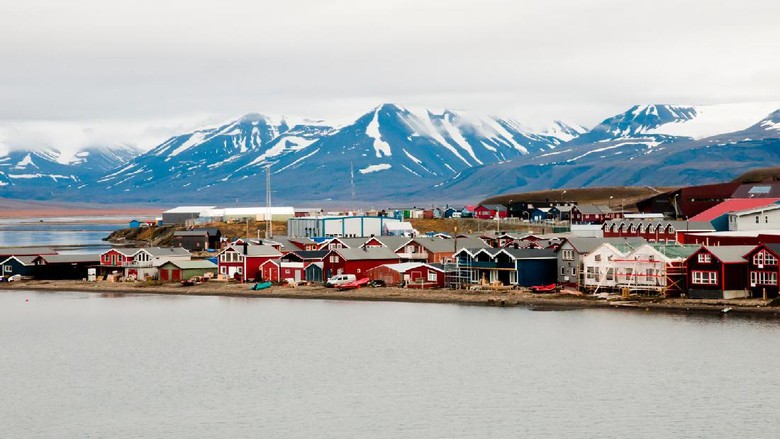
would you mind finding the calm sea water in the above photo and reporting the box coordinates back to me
[0,218,122,252]
[2,291,780,438]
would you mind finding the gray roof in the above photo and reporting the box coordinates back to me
[174,228,220,237]
[562,237,647,254]
[333,247,399,261]
[575,204,607,215]
[337,237,373,248]
[284,250,329,260]
[264,236,307,251]
[244,245,282,257]
[0,247,57,257]
[373,236,414,250]
[40,254,100,264]
[480,204,507,211]
[604,220,715,231]
[222,244,281,257]
[160,260,218,269]
[1,255,37,265]
[502,248,557,259]
[702,245,754,263]
[141,247,192,257]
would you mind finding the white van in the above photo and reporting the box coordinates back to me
[325,274,356,288]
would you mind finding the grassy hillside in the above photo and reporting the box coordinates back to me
[481,186,676,211]
[732,166,780,183]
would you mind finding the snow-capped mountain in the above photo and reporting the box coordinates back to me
[88,104,564,201]
[539,121,589,143]
[4,102,780,203]
[94,113,334,194]
[0,145,139,198]
[428,103,780,200]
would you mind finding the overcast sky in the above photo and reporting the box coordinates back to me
[1,0,778,153]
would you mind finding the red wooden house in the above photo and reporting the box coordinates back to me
[474,204,508,219]
[744,243,780,298]
[366,262,445,288]
[260,260,280,282]
[322,247,400,279]
[279,251,328,282]
[603,220,714,243]
[571,205,622,224]
[100,248,138,267]
[217,243,281,282]
[684,245,752,299]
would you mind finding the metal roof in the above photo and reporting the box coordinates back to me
[0,255,37,265]
[502,248,557,259]
[40,254,100,264]
[140,247,192,257]
[160,260,217,269]
[0,247,57,256]
[333,247,399,261]
[561,237,646,254]
[369,262,443,273]
[700,245,754,263]
[690,198,780,222]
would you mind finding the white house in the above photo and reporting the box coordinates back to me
[728,204,780,231]
[579,243,625,291]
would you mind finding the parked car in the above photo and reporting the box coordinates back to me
[325,274,357,288]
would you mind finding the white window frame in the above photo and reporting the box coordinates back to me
[427,271,438,282]
[697,253,711,264]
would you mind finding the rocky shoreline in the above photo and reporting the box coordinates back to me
[5,280,780,318]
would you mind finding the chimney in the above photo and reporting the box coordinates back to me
[243,242,248,255]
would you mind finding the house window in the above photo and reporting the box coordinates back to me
[560,267,565,276]
[751,271,777,286]
[329,255,339,263]
[562,249,574,261]
[594,254,601,262]
[692,270,718,285]
[570,267,576,276]
[753,251,778,266]
[427,271,437,282]
[606,268,614,281]
[3,265,11,273]
[697,253,711,264]
[625,268,634,279]
[220,266,226,274]
[756,216,760,224]
[586,267,597,280]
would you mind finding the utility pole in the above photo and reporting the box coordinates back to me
[350,161,355,202]
[265,164,272,239]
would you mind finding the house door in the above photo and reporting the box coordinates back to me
[172,270,181,281]
[489,270,499,283]
[294,269,302,282]
[160,270,169,281]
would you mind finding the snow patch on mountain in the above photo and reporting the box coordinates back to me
[540,120,588,142]
[366,109,392,158]
[359,163,392,174]
[646,102,780,139]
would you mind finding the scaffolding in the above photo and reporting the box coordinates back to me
[444,261,471,289]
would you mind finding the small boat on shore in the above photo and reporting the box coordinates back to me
[251,281,273,290]
[530,283,557,294]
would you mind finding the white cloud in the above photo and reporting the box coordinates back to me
[0,0,778,150]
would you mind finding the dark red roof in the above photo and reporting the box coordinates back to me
[690,198,780,222]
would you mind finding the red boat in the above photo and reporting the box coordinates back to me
[530,283,557,293]
[337,277,370,291]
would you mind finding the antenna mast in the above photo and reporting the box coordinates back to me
[265,164,272,239]
[350,161,355,201]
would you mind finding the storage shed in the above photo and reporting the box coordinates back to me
[366,262,445,288]
[158,260,218,282]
